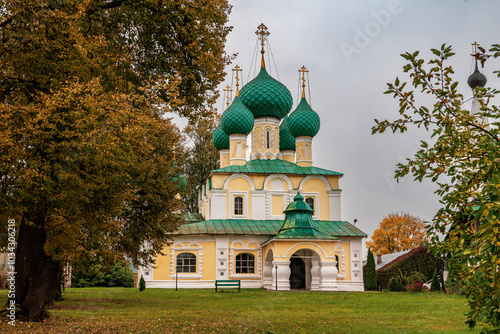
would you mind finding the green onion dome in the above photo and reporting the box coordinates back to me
[221,96,254,135]
[288,97,320,138]
[212,125,230,150]
[279,116,296,151]
[240,67,293,120]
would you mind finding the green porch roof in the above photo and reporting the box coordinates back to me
[211,159,343,176]
[174,219,366,238]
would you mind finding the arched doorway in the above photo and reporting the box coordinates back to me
[289,249,321,290]
[289,256,305,289]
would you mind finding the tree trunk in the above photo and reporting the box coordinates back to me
[14,220,61,320]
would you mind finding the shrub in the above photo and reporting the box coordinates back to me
[365,249,377,290]
[139,275,146,292]
[387,274,406,292]
[72,260,135,288]
[430,271,441,292]
[405,280,428,293]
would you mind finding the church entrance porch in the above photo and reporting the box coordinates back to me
[288,249,321,290]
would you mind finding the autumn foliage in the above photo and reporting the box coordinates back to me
[366,213,426,255]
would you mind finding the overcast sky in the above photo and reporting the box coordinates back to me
[203,0,500,239]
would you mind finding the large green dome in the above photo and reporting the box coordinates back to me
[212,125,230,150]
[288,97,320,138]
[279,116,296,151]
[221,96,254,135]
[240,67,293,119]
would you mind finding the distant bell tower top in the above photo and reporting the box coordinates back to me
[467,41,488,90]
[256,23,270,68]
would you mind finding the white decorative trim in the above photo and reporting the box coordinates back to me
[170,242,203,280]
[230,191,248,219]
[335,243,346,279]
[281,242,333,260]
[295,135,313,143]
[298,175,332,191]
[301,192,320,219]
[229,240,262,278]
[229,133,247,140]
[263,174,293,191]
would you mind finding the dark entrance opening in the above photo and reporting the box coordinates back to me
[289,256,306,289]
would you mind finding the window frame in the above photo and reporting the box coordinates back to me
[176,252,197,273]
[235,252,255,274]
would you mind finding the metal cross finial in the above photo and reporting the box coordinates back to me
[471,42,490,68]
[232,65,243,96]
[256,23,269,67]
[299,66,309,98]
[223,85,232,108]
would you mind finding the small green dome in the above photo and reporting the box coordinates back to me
[212,125,230,150]
[240,67,293,119]
[221,96,254,135]
[288,97,320,138]
[279,116,295,151]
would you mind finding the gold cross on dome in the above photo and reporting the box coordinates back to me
[299,66,309,98]
[223,85,232,108]
[232,65,242,96]
[256,23,269,67]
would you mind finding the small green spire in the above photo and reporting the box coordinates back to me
[274,192,335,240]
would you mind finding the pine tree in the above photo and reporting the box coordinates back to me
[139,275,146,292]
[365,249,377,291]
[430,271,441,292]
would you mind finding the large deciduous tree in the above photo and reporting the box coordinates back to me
[366,213,426,256]
[0,0,231,320]
[372,44,500,333]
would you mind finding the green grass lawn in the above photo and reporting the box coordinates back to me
[0,288,479,334]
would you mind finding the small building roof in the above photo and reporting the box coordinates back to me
[173,219,367,238]
[211,159,343,176]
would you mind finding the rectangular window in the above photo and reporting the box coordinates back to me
[176,253,197,273]
[236,253,255,274]
[236,142,242,156]
[234,196,244,215]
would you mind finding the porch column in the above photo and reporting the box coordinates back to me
[272,261,291,291]
[263,261,274,290]
[319,261,338,291]
[310,258,321,291]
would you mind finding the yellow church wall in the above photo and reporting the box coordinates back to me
[226,177,252,219]
[251,175,266,190]
[302,178,329,220]
[271,195,284,216]
[289,176,303,190]
[200,242,216,280]
[153,245,172,280]
[325,176,340,189]
[212,174,229,189]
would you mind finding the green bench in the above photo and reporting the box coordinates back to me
[215,279,240,292]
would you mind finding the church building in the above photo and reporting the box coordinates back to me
[140,24,367,291]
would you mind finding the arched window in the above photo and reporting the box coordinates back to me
[335,255,339,272]
[234,196,243,215]
[305,197,315,212]
[236,253,255,273]
[265,129,271,149]
[305,144,309,158]
[176,253,196,273]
